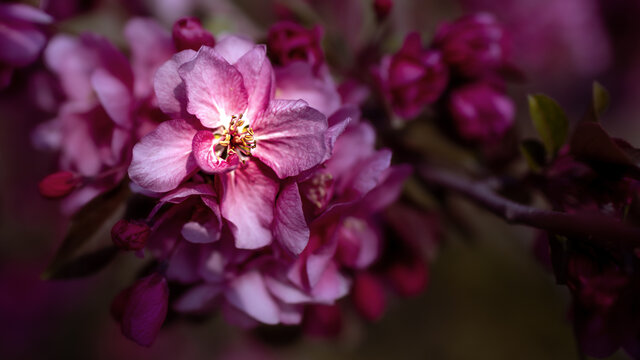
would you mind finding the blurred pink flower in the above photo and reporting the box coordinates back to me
[377,32,449,119]
[0,3,52,88]
[448,82,515,143]
[433,13,510,78]
[267,21,325,73]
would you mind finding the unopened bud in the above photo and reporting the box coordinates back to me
[111,219,151,251]
[172,17,216,51]
[374,0,393,22]
[38,171,80,198]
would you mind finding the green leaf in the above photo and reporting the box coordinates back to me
[592,81,610,119]
[520,139,547,172]
[43,181,129,279]
[528,94,569,157]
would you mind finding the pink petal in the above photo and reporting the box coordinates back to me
[178,47,248,128]
[129,119,199,192]
[214,35,256,64]
[274,181,309,255]
[154,49,197,119]
[225,271,280,324]
[90,68,133,128]
[324,122,376,181]
[235,45,274,120]
[309,261,350,303]
[275,62,341,116]
[0,21,46,66]
[181,220,219,244]
[219,160,278,249]
[192,130,240,173]
[173,284,222,313]
[279,303,304,325]
[265,275,312,304]
[358,164,412,213]
[120,273,169,347]
[340,149,392,198]
[322,105,356,162]
[253,99,328,178]
[124,18,174,99]
[0,4,52,24]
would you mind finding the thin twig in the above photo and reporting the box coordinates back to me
[419,164,640,250]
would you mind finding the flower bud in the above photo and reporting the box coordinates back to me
[267,21,324,72]
[115,273,169,347]
[38,171,80,198]
[378,32,448,119]
[387,257,428,297]
[374,0,393,22]
[352,273,386,322]
[448,82,514,143]
[434,13,509,77]
[172,17,215,51]
[111,219,151,251]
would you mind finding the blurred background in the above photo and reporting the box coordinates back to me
[2,0,640,358]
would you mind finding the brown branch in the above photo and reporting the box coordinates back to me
[419,164,640,250]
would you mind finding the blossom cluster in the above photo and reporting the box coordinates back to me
[30,9,435,346]
[12,0,640,358]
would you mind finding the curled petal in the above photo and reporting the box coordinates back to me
[192,130,239,173]
[274,181,309,255]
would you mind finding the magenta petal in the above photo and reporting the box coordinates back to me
[235,45,274,119]
[154,50,196,119]
[253,100,328,178]
[178,47,248,128]
[192,130,239,173]
[214,35,256,64]
[274,181,309,255]
[129,119,198,192]
[225,271,280,324]
[90,68,132,128]
[219,160,278,249]
[121,273,169,347]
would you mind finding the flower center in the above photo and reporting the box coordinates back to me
[213,114,256,162]
[302,172,334,211]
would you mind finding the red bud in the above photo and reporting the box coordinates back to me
[111,219,151,251]
[352,272,386,322]
[172,17,215,51]
[374,0,393,22]
[38,171,80,198]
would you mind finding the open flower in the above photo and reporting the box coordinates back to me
[129,36,328,249]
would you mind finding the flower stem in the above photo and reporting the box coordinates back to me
[419,164,640,250]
